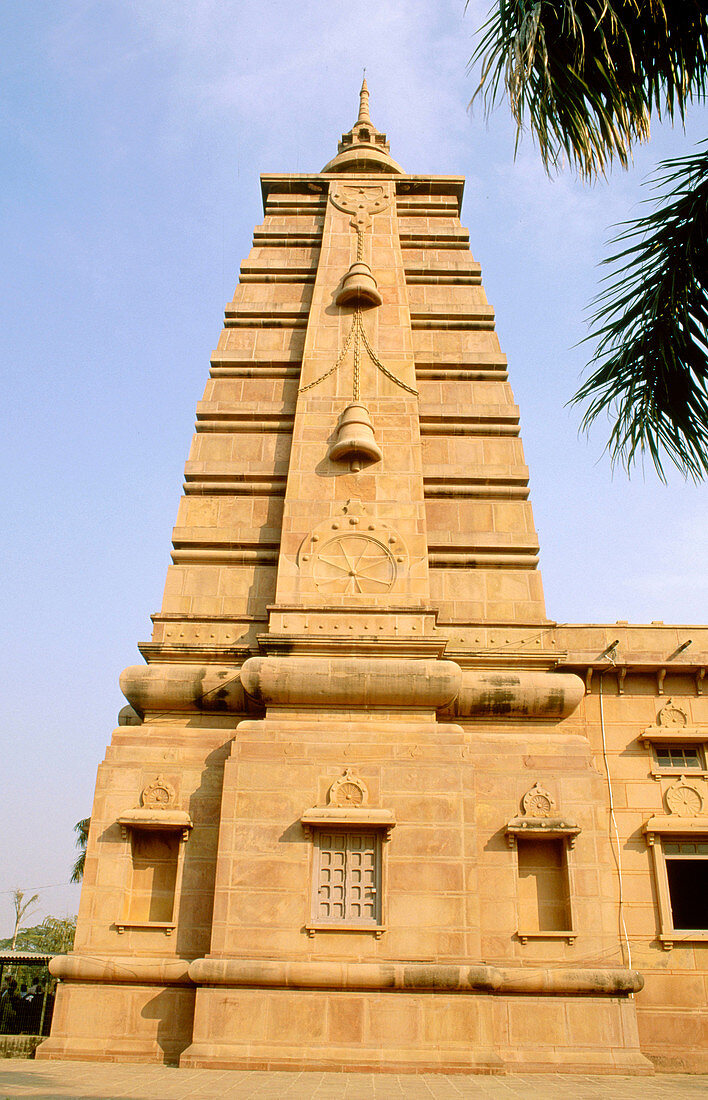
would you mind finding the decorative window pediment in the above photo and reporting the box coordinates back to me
[117,776,193,840]
[505,783,581,849]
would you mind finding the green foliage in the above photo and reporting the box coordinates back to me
[1,916,76,956]
[70,817,90,884]
[1,916,76,996]
[468,1,708,477]
[470,1,708,177]
[575,144,708,477]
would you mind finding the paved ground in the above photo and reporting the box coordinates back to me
[0,1062,706,1100]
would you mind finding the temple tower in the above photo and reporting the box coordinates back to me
[41,84,708,1074]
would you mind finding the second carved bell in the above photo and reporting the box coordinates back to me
[328,404,383,470]
[335,262,383,308]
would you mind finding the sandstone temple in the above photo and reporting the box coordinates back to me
[40,82,707,1074]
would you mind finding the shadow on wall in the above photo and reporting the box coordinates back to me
[141,987,195,1065]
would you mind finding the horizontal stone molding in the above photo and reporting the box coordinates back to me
[442,669,585,720]
[183,476,287,496]
[195,416,294,433]
[417,369,509,381]
[187,957,642,996]
[170,547,279,565]
[238,272,317,283]
[411,320,495,332]
[239,265,318,277]
[428,550,539,569]
[120,663,245,715]
[50,954,193,986]
[424,480,528,500]
[406,275,482,286]
[239,655,461,709]
[420,416,519,437]
[223,317,308,329]
[251,236,322,248]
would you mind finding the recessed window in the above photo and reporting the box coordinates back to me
[126,832,180,925]
[655,745,704,769]
[312,830,381,927]
[517,838,572,935]
[664,841,708,930]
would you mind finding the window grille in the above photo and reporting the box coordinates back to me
[314,830,380,925]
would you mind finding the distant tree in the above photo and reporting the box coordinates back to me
[1,915,76,998]
[2,916,76,956]
[10,890,39,950]
[469,1,708,478]
[70,818,90,884]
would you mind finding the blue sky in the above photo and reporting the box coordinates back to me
[1,1,706,935]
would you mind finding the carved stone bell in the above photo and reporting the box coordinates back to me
[335,262,383,308]
[328,404,383,470]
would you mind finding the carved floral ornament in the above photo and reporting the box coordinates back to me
[329,768,368,807]
[300,768,396,840]
[521,782,556,818]
[506,782,581,848]
[665,776,705,817]
[657,698,689,728]
[329,183,391,231]
[297,499,409,597]
[141,775,176,808]
[117,775,192,841]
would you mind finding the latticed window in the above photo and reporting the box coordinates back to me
[313,830,380,925]
[655,745,704,769]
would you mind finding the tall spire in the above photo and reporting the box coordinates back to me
[358,75,372,125]
[321,79,404,174]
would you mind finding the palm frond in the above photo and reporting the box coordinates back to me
[469,1,708,177]
[573,142,708,478]
[70,817,90,884]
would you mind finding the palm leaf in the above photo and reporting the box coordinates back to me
[70,817,90,884]
[469,1,708,177]
[573,142,708,478]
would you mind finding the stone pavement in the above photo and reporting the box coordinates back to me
[0,1062,707,1100]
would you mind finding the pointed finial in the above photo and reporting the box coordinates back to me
[321,75,404,174]
[358,74,372,125]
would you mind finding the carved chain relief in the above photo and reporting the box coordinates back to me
[329,183,391,231]
[299,181,416,400]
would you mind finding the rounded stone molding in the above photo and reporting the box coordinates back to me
[187,957,642,996]
[120,664,246,716]
[441,670,585,720]
[238,656,461,710]
[49,954,193,986]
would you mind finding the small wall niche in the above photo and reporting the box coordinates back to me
[517,837,572,940]
[116,775,192,935]
[506,782,579,945]
[125,831,180,925]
